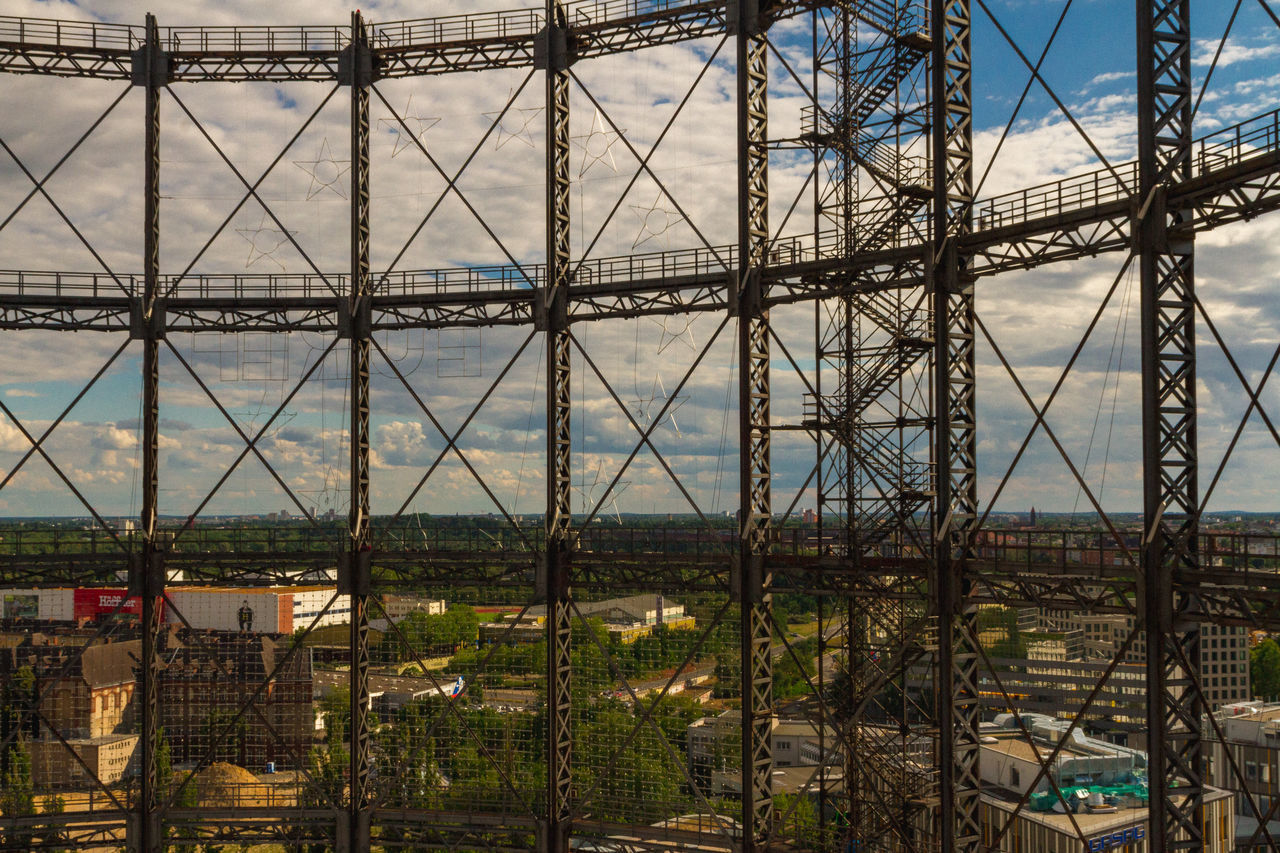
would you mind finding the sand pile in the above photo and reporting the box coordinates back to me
[195,762,260,807]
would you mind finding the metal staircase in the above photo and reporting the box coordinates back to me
[802,4,931,252]
[804,302,934,549]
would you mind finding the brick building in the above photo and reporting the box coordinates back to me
[5,639,143,787]
[159,631,314,772]
[34,640,139,740]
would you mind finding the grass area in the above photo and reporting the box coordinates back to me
[789,619,823,637]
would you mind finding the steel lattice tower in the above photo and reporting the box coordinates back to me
[0,1,1278,851]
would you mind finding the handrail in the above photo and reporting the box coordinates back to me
[0,0,911,59]
[369,9,543,48]
[0,107,1275,301]
[0,525,1275,569]
[0,16,143,51]
[1195,107,1280,173]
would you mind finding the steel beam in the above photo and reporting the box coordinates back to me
[931,0,980,850]
[0,3,1279,851]
[1137,1,1204,849]
[130,15,166,853]
[541,4,573,851]
[3,130,1280,332]
[735,2,772,848]
[342,12,373,852]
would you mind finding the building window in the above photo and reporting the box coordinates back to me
[1010,767,1020,787]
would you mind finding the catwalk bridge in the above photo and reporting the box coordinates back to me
[0,105,1277,332]
[4,525,1280,628]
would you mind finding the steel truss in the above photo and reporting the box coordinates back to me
[0,1,1279,852]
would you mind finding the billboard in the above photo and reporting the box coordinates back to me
[72,588,159,621]
[2,593,37,620]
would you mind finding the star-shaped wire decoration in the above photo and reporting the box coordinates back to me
[293,138,350,200]
[629,193,684,249]
[572,109,625,178]
[483,92,543,150]
[235,213,298,271]
[652,315,697,355]
[377,95,441,158]
[230,404,296,438]
[629,370,688,437]
[299,465,345,517]
[574,459,631,523]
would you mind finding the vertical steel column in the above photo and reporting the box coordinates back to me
[930,0,980,850]
[1136,1,1202,848]
[734,1,772,848]
[132,15,166,853]
[540,5,573,851]
[342,12,373,852]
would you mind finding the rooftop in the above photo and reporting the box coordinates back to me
[985,784,1233,834]
[1219,701,1280,722]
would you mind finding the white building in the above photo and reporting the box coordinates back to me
[686,710,840,790]
[975,713,1236,853]
[379,594,447,622]
[0,585,350,633]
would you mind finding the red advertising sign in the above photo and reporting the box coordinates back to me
[73,588,161,621]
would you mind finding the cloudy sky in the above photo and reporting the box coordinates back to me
[0,0,1278,523]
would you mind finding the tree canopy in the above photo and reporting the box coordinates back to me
[1252,638,1280,701]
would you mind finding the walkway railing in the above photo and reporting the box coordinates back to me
[2,524,1277,576]
[0,96,1274,300]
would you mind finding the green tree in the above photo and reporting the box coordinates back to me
[1252,638,1280,700]
[775,792,821,849]
[298,717,349,853]
[376,698,442,810]
[0,665,34,778]
[155,727,197,853]
[40,794,69,853]
[396,605,482,661]
[316,690,351,744]
[0,735,34,816]
[1,735,35,850]
[200,708,248,767]
[575,708,687,823]
[774,639,818,700]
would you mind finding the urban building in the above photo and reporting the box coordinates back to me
[482,594,694,645]
[1018,605,1251,712]
[168,585,350,633]
[1206,701,1280,848]
[977,714,1236,853]
[6,639,143,787]
[0,585,351,633]
[28,734,139,788]
[1124,621,1250,711]
[686,710,840,789]
[33,640,139,740]
[377,593,447,624]
[159,631,314,771]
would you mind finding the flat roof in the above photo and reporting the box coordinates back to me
[984,786,1232,835]
[982,730,1126,762]
[1225,705,1280,722]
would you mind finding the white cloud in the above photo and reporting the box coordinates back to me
[0,2,1276,518]
[1194,40,1280,68]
